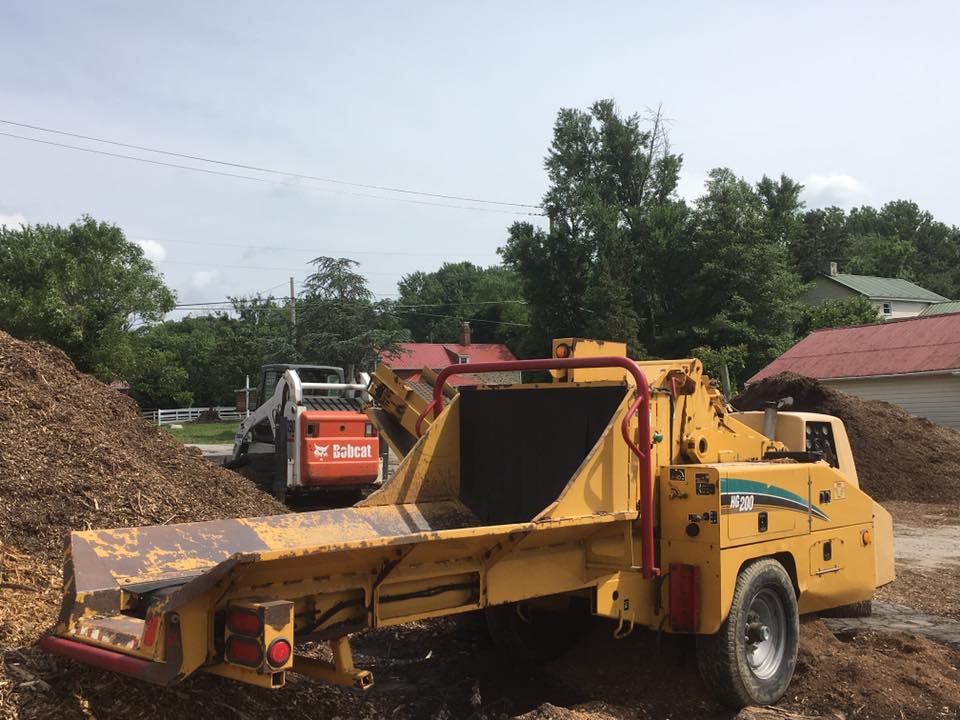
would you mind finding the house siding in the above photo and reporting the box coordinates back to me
[822,373,960,430]
[879,299,933,319]
[802,278,856,304]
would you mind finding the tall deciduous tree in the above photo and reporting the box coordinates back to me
[670,168,806,375]
[0,216,174,379]
[502,99,685,356]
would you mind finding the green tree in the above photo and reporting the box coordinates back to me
[790,207,849,281]
[127,349,193,409]
[501,100,685,356]
[797,296,882,335]
[665,168,806,376]
[298,257,409,372]
[131,314,250,407]
[690,344,748,394]
[396,262,528,347]
[0,216,174,379]
[230,294,299,372]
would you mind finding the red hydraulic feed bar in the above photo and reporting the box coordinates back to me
[414,356,658,580]
[40,634,155,681]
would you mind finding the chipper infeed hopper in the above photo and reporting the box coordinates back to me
[43,341,894,708]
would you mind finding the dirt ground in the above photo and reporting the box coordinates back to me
[874,501,960,620]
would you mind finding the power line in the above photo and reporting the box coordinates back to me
[173,298,526,309]
[388,309,529,327]
[131,234,499,259]
[158,259,404,275]
[0,130,542,216]
[0,118,544,210]
[168,301,526,327]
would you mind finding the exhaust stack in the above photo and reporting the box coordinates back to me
[762,396,794,439]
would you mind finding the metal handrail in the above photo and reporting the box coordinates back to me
[413,356,658,580]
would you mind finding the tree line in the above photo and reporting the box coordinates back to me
[1,100,957,407]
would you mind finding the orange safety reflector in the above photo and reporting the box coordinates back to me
[862,529,872,546]
[266,639,292,668]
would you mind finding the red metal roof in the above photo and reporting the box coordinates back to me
[393,369,483,387]
[380,343,517,385]
[749,312,960,383]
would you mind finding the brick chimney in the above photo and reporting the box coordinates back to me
[459,321,471,346]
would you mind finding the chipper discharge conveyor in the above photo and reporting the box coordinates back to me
[43,341,894,708]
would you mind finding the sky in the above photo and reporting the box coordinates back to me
[1,2,958,318]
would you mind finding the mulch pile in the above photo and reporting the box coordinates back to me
[0,336,957,719]
[0,331,286,564]
[734,372,960,503]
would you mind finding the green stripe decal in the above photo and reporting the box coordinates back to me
[719,477,829,521]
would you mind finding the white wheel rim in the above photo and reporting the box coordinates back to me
[744,587,786,681]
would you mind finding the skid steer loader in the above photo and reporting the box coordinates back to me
[227,364,387,503]
[42,339,894,708]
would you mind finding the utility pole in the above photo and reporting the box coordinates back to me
[289,277,296,327]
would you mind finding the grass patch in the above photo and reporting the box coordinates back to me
[165,421,238,444]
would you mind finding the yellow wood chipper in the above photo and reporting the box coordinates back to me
[42,338,894,708]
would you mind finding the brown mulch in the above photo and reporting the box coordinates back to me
[734,372,960,503]
[0,331,287,564]
[788,618,960,719]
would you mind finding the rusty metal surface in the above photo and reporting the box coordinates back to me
[70,501,479,595]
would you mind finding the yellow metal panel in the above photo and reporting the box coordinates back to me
[873,501,895,586]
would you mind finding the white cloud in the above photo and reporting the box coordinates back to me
[802,174,872,209]
[134,238,167,262]
[191,270,219,289]
[675,171,709,202]
[0,212,27,229]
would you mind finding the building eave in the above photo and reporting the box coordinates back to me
[819,368,960,382]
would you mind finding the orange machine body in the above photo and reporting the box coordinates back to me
[299,410,380,487]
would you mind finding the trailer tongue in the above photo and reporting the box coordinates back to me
[44,341,894,708]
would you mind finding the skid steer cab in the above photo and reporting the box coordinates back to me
[45,339,894,709]
[226,364,386,502]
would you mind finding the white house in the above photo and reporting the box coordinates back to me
[802,264,949,320]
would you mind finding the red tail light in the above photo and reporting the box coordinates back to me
[225,635,262,667]
[266,638,292,667]
[227,608,262,636]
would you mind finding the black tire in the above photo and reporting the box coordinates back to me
[819,600,872,618]
[696,559,799,708]
[485,597,587,663]
[246,453,277,491]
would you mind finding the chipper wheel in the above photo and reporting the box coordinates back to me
[696,559,799,708]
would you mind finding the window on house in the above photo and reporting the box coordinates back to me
[459,355,470,364]
[882,302,892,316]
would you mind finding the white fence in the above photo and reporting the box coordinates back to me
[141,406,245,426]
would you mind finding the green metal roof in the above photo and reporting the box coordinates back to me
[824,273,949,302]
[920,300,960,316]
